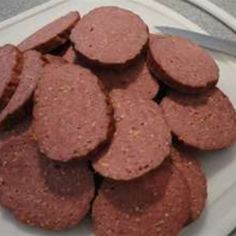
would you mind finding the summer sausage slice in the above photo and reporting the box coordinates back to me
[96,57,159,99]
[18,11,80,54]
[92,161,190,236]
[70,6,149,68]
[93,90,171,180]
[0,45,22,109]
[161,88,236,150]
[0,131,95,230]
[170,147,207,221]
[148,35,219,94]
[33,63,113,161]
[0,51,44,126]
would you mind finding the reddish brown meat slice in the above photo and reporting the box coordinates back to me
[0,51,44,126]
[92,161,190,236]
[33,63,113,161]
[18,11,80,54]
[0,130,95,230]
[170,147,207,221]
[0,44,22,110]
[96,57,159,99]
[70,6,149,68]
[93,90,171,180]
[148,35,219,94]
[161,88,236,150]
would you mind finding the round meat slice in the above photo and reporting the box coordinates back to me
[0,51,44,126]
[70,6,149,68]
[161,88,236,150]
[63,46,77,63]
[148,35,219,94]
[0,44,22,109]
[96,57,159,99]
[170,147,207,221]
[93,90,171,180]
[44,54,67,64]
[18,11,80,54]
[0,132,95,230]
[92,161,190,236]
[33,63,113,161]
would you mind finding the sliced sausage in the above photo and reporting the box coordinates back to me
[96,57,159,99]
[70,7,149,68]
[93,90,171,180]
[92,161,190,236]
[170,147,207,221]
[0,44,22,110]
[0,130,94,230]
[0,51,44,127]
[18,11,80,54]
[161,88,236,150]
[33,63,113,161]
[148,35,219,94]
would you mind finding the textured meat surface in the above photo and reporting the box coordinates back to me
[92,161,190,236]
[93,90,171,180]
[170,147,207,221]
[0,44,22,109]
[33,63,113,161]
[0,131,94,230]
[70,7,149,67]
[18,12,80,53]
[161,88,236,150]
[0,51,44,125]
[96,57,159,99]
[148,35,219,94]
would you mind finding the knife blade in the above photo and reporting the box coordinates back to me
[155,26,236,57]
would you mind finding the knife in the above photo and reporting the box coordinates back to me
[155,26,236,57]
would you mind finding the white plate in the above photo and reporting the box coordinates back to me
[0,0,236,235]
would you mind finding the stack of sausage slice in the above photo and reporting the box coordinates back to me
[0,6,235,236]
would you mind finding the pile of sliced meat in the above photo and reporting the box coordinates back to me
[0,6,235,236]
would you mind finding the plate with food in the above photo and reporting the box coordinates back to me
[0,0,235,236]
